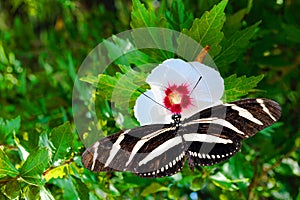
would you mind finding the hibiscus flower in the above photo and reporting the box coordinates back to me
[134,58,224,125]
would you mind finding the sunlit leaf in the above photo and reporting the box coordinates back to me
[20,148,50,185]
[95,68,149,114]
[131,0,165,28]
[44,165,68,182]
[40,186,55,200]
[224,74,264,102]
[179,0,227,58]
[210,172,239,191]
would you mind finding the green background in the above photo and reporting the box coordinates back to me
[0,0,299,199]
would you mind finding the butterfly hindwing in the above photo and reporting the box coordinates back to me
[133,135,186,177]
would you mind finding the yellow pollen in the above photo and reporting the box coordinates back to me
[169,91,182,104]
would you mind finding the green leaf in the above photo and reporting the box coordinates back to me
[223,8,249,36]
[190,177,205,191]
[14,133,29,161]
[259,122,283,138]
[23,185,40,200]
[215,21,261,67]
[179,0,227,58]
[210,172,239,191]
[130,0,175,60]
[275,158,300,176]
[223,153,253,190]
[71,176,90,200]
[224,74,264,102]
[97,69,149,109]
[50,178,78,199]
[39,186,55,200]
[44,164,67,182]
[0,42,9,65]
[165,0,193,31]
[282,23,300,44]
[130,0,165,28]
[20,147,50,185]
[141,182,169,197]
[79,75,99,87]
[50,122,73,163]
[103,35,156,66]
[0,148,19,178]
[2,179,21,199]
[168,184,181,199]
[0,116,21,145]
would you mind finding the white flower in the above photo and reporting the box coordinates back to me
[134,59,224,125]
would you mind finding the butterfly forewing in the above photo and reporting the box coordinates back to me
[181,98,281,167]
[82,124,186,177]
[186,98,281,138]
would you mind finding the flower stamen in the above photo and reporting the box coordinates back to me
[163,84,192,114]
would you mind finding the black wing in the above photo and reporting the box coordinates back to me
[82,124,186,178]
[181,98,281,168]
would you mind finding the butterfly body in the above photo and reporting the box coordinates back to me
[82,98,281,178]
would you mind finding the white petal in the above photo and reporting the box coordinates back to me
[146,59,204,108]
[188,61,224,102]
[146,59,199,89]
[134,59,224,125]
[134,90,172,125]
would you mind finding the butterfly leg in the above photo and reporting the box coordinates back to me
[187,153,195,172]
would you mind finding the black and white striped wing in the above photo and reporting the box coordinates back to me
[182,98,281,167]
[82,98,281,178]
[82,124,186,177]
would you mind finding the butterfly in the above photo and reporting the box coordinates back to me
[82,98,281,178]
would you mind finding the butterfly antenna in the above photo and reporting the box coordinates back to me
[136,89,171,112]
[189,76,202,96]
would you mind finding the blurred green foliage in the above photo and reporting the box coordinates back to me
[0,0,299,199]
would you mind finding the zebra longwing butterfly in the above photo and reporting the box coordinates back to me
[82,98,281,178]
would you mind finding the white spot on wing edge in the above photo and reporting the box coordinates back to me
[257,98,277,121]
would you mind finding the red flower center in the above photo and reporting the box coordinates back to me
[163,84,192,113]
